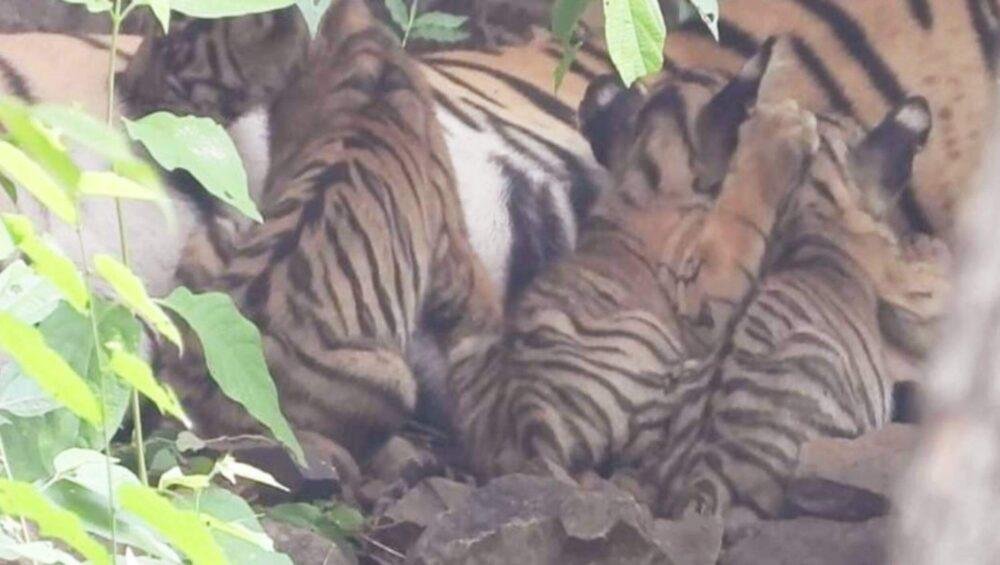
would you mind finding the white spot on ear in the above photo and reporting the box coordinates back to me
[897,103,931,134]
[593,84,621,109]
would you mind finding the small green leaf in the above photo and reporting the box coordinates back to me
[603,0,666,86]
[107,344,191,427]
[0,532,81,565]
[0,98,81,197]
[158,467,211,491]
[688,0,719,40]
[168,0,296,18]
[118,484,227,565]
[554,38,583,91]
[78,171,166,202]
[133,0,172,32]
[32,104,134,164]
[413,11,467,29]
[93,254,182,348]
[295,0,333,38]
[214,454,289,492]
[383,0,410,31]
[0,141,76,225]
[0,363,60,420]
[124,112,261,222]
[552,0,594,40]
[408,25,471,43]
[178,487,293,565]
[3,215,88,313]
[0,260,61,324]
[58,0,113,13]
[0,479,111,565]
[0,313,101,425]
[161,287,306,466]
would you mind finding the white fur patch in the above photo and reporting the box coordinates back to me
[226,106,272,204]
[897,103,931,134]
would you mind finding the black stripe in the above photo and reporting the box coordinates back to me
[907,0,934,29]
[792,0,907,104]
[0,55,33,102]
[789,37,856,119]
[966,0,1000,72]
[717,19,760,58]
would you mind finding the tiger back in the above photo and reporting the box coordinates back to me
[662,0,998,235]
[156,0,499,464]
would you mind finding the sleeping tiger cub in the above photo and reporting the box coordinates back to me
[448,45,822,478]
[155,0,499,466]
[116,7,610,309]
[659,0,998,236]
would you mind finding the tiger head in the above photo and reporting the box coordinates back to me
[118,7,311,124]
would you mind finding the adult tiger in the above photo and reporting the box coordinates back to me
[116,7,611,309]
[660,0,998,236]
[155,0,500,466]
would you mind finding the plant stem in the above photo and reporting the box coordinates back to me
[0,435,37,565]
[401,0,420,47]
[105,0,149,488]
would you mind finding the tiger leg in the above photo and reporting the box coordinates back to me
[677,100,819,340]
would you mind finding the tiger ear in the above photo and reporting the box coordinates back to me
[693,36,783,188]
[578,73,646,168]
[851,96,932,195]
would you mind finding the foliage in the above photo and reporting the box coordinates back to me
[384,0,470,47]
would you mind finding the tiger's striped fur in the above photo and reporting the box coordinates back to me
[155,0,500,462]
[117,11,611,309]
[645,96,942,520]
[660,0,999,236]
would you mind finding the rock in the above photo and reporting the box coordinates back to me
[262,517,356,565]
[408,474,722,565]
[796,425,919,498]
[373,478,474,553]
[652,516,724,565]
[722,517,887,565]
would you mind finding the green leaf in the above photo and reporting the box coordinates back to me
[413,11,467,29]
[161,287,306,466]
[0,215,13,259]
[267,502,364,543]
[688,0,719,40]
[0,532,81,565]
[78,171,167,202]
[408,25,471,43]
[0,141,76,225]
[0,313,101,425]
[0,410,79,481]
[32,104,135,164]
[133,0,172,32]
[295,0,333,38]
[554,38,583,91]
[93,254,182,348]
[157,467,211,491]
[0,363,60,420]
[58,0,113,13]
[176,487,293,565]
[0,260,61,324]
[383,0,410,31]
[0,98,81,198]
[124,112,261,222]
[118,484,227,565]
[107,344,191,427]
[3,215,88,313]
[0,479,111,565]
[552,0,594,40]
[603,0,666,86]
[214,454,288,492]
[168,0,296,18]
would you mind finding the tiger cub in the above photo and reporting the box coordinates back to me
[642,93,942,520]
[117,9,610,309]
[156,0,499,465]
[660,0,998,236]
[448,47,821,478]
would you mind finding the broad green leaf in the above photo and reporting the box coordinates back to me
[0,480,111,565]
[107,344,190,426]
[413,11,467,29]
[133,0,172,32]
[0,363,60,420]
[32,104,134,164]
[39,301,138,445]
[51,449,143,504]
[689,0,719,40]
[295,0,333,38]
[78,171,167,202]
[177,487,293,565]
[554,38,583,91]
[0,141,76,225]
[0,98,80,197]
[157,467,211,491]
[124,112,261,222]
[603,0,666,86]
[383,0,410,31]
[119,485,227,565]
[0,313,101,425]
[0,410,79,481]
[0,532,81,565]
[93,254,182,348]
[408,25,470,43]
[161,287,306,466]
[552,0,594,40]
[214,454,288,492]
[0,260,61,324]
[59,0,113,13]
[267,502,364,543]
[168,0,296,18]
[3,215,88,312]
